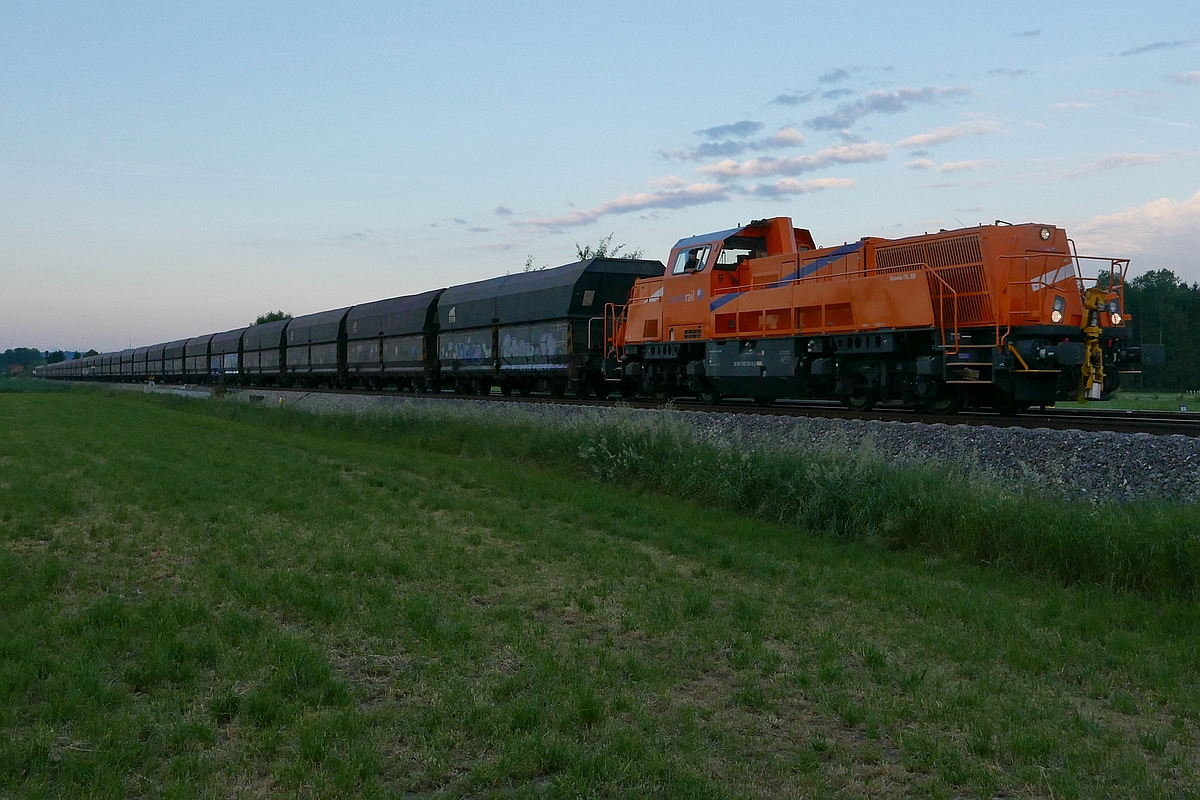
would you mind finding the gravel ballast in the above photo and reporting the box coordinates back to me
[212,387,1200,504]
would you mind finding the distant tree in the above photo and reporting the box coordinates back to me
[523,255,548,272]
[1,348,46,371]
[1122,268,1200,391]
[45,351,66,364]
[576,233,644,261]
[253,311,292,325]
[82,349,99,357]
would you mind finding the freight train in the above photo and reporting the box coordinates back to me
[34,217,1164,413]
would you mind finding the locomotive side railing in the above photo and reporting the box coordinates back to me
[995,250,1130,349]
[709,258,967,355]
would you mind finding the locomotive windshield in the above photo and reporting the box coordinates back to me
[671,244,711,274]
[714,235,767,271]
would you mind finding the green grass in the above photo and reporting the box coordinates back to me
[2,386,1199,798]
[1106,391,1200,412]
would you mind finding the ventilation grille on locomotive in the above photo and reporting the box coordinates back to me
[876,235,993,325]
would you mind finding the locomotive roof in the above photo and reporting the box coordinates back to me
[346,289,444,339]
[672,226,745,250]
[438,257,664,330]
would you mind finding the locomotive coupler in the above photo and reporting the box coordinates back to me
[1077,286,1108,402]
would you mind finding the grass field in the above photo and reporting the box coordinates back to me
[1106,391,1200,412]
[2,386,1199,798]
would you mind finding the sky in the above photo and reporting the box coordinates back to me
[2,1,1199,352]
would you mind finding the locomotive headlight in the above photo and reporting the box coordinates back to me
[1039,227,1052,241]
[1051,294,1066,324]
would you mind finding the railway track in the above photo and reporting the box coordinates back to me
[116,381,1200,438]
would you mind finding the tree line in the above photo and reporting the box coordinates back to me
[1123,269,1200,392]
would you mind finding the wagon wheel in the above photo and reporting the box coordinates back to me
[843,390,876,412]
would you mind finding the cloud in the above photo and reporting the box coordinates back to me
[1051,101,1092,111]
[697,141,891,180]
[1072,191,1200,281]
[1012,29,1041,38]
[520,183,730,230]
[1053,152,1177,180]
[493,206,514,216]
[771,90,817,106]
[766,126,805,146]
[477,242,520,252]
[990,68,1031,77]
[1171,71,1200,84]
[807,86,972,130]
[663,140,753,160]
[821,88,855,100]
[645,175,686,190]
[819,67,858,84]
[662,126,806,161]
[467,226,492,233]
[695,120,762,140]
[742,177,854,198]
[896,119,1004,148]
[1119,39,1198,57]
[905,158,997,172]
[339,229,374,241]
[453,218,467,225]
[937,159,998,172]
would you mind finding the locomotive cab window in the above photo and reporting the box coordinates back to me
[714,235,767,271]
[672,245,711,274]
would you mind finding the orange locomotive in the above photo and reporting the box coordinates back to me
[608,217,1163,412]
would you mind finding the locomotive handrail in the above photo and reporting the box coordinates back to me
[924,266,961,356]
[604,302,628,359]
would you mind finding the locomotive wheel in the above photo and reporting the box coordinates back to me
[550,382,567,398]
[698,386,721,405]
[518,382,533,397]
[652,383,671,403]
[752,396,773,407]
[928,393,961,415]
[619,379,638,400]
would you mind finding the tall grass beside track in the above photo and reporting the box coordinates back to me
[203,390,1200,598]
[2,384,1200,798]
